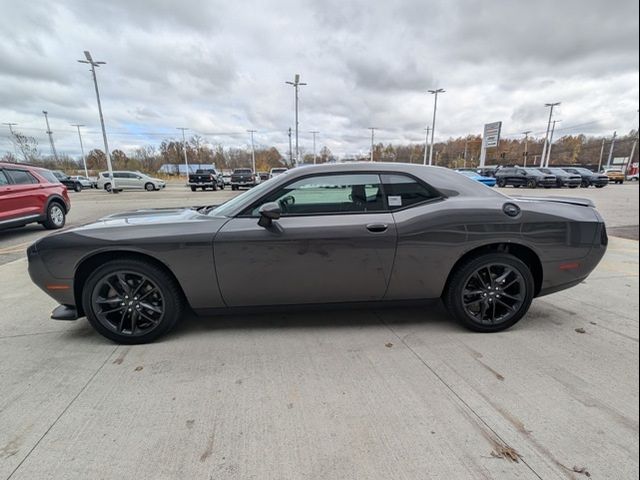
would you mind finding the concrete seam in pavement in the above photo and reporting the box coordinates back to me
[6,345,120,480]
[375,312,545,480]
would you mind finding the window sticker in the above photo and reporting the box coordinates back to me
[388,195,402,207]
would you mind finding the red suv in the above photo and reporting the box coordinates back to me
[0,162,71,231]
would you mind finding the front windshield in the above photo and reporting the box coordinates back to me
[547,168,567,175]
[458,171,476,177]
[208,179,275,217]
[573,168,593,175]
[524,168,543,176]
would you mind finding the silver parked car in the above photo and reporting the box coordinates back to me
[70,175,97,189]
[97,171,166,192]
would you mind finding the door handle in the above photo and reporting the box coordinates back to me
[366,223,388,233]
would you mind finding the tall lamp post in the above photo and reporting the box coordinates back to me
[285,74,307,167]
[422,126,431,165]
[71,124,88,177]
[522,130,531,167]
[42,111,59,162]
[78,51,116,191]
[545,120,561,167]
[310,131,319,164]
[247,129,257,172]
[540,102,560,167]
[427,88,445,166]
[177,127,190,178]
[368,127,377,162]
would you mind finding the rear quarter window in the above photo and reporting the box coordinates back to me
[38,170,60,184]
[381,174,440,210]
[0,170,9,186]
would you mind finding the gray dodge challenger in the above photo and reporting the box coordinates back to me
[28,163,607,344]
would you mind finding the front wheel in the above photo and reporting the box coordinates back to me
[74,184,82,192]
[496,178,506,188]
[104,183,112,192]
[82,259,184,344]
[444,253,535,332]
[145,182,155,191]
[526,179,537,188]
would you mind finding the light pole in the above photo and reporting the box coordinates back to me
[422,126,431,165]
[310,131,319,164]
[71,124,88,177]
[428,88,445,166]
[285,74,307,167]
[522,131,532,167]
[247,129,257,172]
[539,102,560,167]
[597,138,606,171]
[463,137,469,168]
[287,127,293,167]
[42,111,59,161]
[78,51,116,191]
[545,120,560,167]
[606,131,617,168]
[368,127,377,162]
[177,127,190,178]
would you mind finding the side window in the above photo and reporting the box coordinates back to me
[381,174,439,210]
[38,170,61,184]
[250,174,384,216]
[0,170,9,186]
[6,169,38,185]
[114,172,127,179]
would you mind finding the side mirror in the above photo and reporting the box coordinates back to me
[257,202,281,228]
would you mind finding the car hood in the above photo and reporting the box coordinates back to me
[70,207,221,231]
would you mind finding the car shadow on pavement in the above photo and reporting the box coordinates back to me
[170,302,456,340]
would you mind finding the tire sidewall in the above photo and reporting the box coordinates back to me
[82,259,183,344]
[145,183,155,191]
[44,201,66,229]
[445,253,535,332]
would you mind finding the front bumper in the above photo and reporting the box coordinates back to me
[27,243,76,308]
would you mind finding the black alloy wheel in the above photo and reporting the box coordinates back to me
[83,259,183,344]
[444,253,534,332]
[526,179,537,188]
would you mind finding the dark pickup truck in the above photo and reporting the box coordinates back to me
[52,170,84,192]
[187,169,224,191]
[230,168,259,190]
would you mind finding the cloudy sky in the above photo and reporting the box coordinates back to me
[0,0,638,159]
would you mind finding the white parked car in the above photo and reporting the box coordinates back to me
[269,167,288,178]
[69,175,97,189]
[97,171,166,192]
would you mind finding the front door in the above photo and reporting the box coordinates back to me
[214,173,397,306]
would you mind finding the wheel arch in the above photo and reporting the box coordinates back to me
[443,242,543,297]
[45,194,68,213]
[73,250,189,317]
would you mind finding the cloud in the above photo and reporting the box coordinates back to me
[0,0,638,158]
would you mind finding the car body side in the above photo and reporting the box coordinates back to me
[28,164,606,317]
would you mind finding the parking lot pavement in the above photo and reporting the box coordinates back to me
[0,182,638,479]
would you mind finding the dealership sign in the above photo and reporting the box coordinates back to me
[479,121,502,166]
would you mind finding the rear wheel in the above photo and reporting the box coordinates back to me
[526,179,537,188]
[444,253,534,332]
[496,178,506,188]
[82,259,184,344]
[74,184,82,192]
[42,201,66,229]
[190,186,197,192]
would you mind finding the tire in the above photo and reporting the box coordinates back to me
[595,185,604,188]
[212,184,218,191]
[42,201,66,229]
[190,186,197,192]
[526,179,537,189]
[581,180,589,188]
[74,184,82,192]
[444,253,535,333]
[104,183,112,192]
[145,182,155,191]
[231,185,238,191]
[219,184,225,190]
[82,259,184,344]
[496,178,506,188]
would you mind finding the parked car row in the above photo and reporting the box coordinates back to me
[464,165,626,188]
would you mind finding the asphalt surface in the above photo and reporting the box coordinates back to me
[0,181,638,479]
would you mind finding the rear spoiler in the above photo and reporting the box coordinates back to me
[511,196,595,208]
